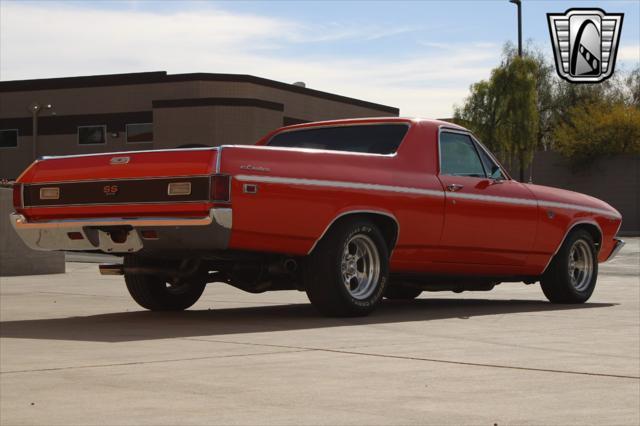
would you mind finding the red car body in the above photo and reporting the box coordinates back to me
[10,117,624,314]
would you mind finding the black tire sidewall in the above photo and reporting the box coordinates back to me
[330,222,389,310]
[306,219,390,316]
[542,230,598,303]
[124,256,206,311]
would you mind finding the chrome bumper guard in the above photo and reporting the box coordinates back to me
[10,208,232,253]
[605,238,625,262]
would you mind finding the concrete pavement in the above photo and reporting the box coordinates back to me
[1,239,639,425]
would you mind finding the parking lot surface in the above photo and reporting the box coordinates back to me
[1,239,639,425]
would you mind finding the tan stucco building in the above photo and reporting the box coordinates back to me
[0,71,398,179]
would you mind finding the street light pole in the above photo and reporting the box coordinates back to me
[28,102,54,161]
[509,0,522,57]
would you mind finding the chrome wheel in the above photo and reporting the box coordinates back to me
[568,239,594,292]
[341,234,381,300]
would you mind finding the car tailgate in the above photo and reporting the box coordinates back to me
[15,148,220,220]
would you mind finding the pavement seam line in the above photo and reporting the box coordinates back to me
[0,349,311,375]
[183,338,640,381]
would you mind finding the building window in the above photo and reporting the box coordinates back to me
[78,126,106,145]
[0,129,19,148]
[126,123,153,143]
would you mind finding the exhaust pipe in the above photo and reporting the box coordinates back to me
[99,259,201,278]
[99,264,124,275]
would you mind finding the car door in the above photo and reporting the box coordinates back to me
[436,130,538,266]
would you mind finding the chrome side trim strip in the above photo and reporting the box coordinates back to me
[235,174,619,218]
[307,210,400,255]
[537,200,621,218]
[235,175,444,198]
[606,238,625,262]
[447,191,537,207]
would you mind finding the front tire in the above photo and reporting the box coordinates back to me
[541,229,598,303]
[305,219,389,317]
[124,256,206,311]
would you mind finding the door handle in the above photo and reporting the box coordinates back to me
[447,184,464,192]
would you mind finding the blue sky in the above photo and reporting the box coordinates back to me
[1,0,638,117]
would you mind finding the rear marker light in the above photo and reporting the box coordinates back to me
[168,182,192,196]
[67,232,84,240]
[40,187,60,200]
[210,175,230,202]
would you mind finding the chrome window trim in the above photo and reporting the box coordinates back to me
[437,125,511,180]
[307,210,400,255]
[77,125,107,145]
[0,128,20,150]
[437,129,487,178]
[125,122,154,144]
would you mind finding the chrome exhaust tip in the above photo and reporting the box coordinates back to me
[99,264,124,276]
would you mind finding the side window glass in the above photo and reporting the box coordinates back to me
[439,132,486,177]
[476,143,506,180]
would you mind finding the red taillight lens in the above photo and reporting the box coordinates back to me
[12,183,23,209]
[210,175,230,202]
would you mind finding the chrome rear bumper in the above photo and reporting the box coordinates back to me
[605,238,625,262]
[10,208,232,254]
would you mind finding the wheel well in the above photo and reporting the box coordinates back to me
[571,223,602,253]
[327,212,399,251]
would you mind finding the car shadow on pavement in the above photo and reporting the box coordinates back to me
[0,298,616,343]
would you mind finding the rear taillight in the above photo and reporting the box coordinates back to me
[12,183,23,209]
[210,175,230,202]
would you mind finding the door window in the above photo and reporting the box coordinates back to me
[439,132,485,177]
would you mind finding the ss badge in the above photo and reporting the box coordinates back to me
[103,185,119,196]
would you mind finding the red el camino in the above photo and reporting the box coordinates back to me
[10,118,624,316]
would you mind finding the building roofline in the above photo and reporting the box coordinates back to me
[0,71,399,115]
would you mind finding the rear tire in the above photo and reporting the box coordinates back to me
[124,256,206,311]
[384,285,422,300]
[541,229,598,303]
[305,219,389,317]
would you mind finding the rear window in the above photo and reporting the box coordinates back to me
[267,124,408,155]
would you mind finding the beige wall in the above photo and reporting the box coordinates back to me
[0,78,397,179]
[153,105,282,149]
[517,151,639,235]
[0,188,65,276]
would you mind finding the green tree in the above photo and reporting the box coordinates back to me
[626,65,640,108]
[455,45,541,181]
[553,102,640,164]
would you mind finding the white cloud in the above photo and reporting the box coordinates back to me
[0,2,500,118]
[617,44,640,64]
